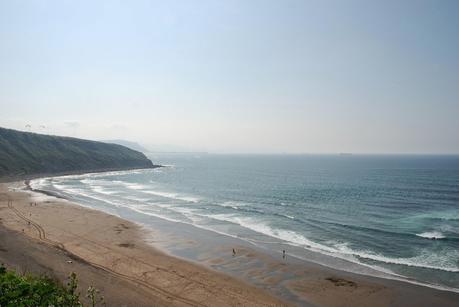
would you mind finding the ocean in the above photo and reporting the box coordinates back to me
[31,154,459,291]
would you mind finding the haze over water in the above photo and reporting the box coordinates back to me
[32,154,459,290]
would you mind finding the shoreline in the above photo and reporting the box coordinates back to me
[1,179,459,306]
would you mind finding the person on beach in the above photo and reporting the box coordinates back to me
[232,248,236,256]
[283,250,286,259]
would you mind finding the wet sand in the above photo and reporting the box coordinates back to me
[1,181,458,306]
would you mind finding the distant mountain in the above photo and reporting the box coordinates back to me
[0,127,156,180]
[103,139,149,153]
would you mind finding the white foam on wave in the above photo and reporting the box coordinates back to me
[114,180,200,203]
[80,179,92,185]
[74,178,117,195]
[122,195,152,202]
[55,180,198,222]
[110,180,146,190]
[69,190,124,208]
[57,168,155,180]
[126,183,147,190]
[141,190,200,203]
[30,178,48,190]
[127,206,248,243]
[333,243,459,273]
[199,214,339,253]
[91,185,117,195]
[30,168,153,190]
[222,204,239,210]
[218,201,249,210]
[127,206,184,224]
[53,183,71,191]
[234,216,341,253]
[174,207,202,222]
[416,231,446,240]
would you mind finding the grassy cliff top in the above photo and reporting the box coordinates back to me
[0,127,155,180]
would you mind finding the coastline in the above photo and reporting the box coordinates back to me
[1,180,458,306]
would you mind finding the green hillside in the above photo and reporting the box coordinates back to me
[0,127,156,179]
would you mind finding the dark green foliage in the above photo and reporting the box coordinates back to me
[0,265,103,307]
[0,266,75,306]
[0,127,154,178]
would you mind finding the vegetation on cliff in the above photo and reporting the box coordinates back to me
[0,127,155,178]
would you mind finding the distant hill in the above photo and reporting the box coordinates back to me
[102,139,149,153]
[0,127,156,180]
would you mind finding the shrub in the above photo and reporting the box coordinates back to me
[0,264,103,307]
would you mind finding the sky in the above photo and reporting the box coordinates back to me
[1,0,458,154]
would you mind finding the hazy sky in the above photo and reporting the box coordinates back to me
[1,0,458,153]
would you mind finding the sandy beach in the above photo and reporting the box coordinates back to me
[0,182,285,307]
[1,181,458,307]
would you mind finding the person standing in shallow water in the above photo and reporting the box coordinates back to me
[283,250,286,259]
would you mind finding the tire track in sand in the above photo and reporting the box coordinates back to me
[7,200,203,307]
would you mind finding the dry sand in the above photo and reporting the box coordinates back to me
[1,181,458,306]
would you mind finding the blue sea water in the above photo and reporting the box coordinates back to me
[31,154,459,290]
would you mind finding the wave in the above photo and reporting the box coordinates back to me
[297,217,456,242]
[30,178,48,190]
[201,214,340,252]
[51,181,87,194]
[29,169,153,186]
[113,180,200,203]
[194,213,459,273]
[216,202,265,214]
[220,203,240,210]
[334,244,459,273]
[62,168,155,180]
[217,202,295,220]
[59,182,202,222]
[412,211,459,222]
[416,231,446,240]
[49,179,197,221]
[80,179,92,185]
[91,185,117,195]
[274,213,295,220]
[125,183,148,190]
[65,189,124,208]
[141,190,200,203]
[127,205,185,224]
